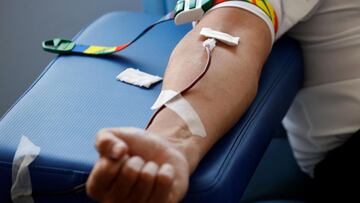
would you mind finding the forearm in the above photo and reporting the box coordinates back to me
[147,7,272,172]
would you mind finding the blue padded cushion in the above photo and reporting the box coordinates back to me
[141,0,167,15]
[241,126,312,202]
[0,11,303,203]
[141,0,176,15]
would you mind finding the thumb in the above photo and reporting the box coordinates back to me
[95,129,128,159]
[107,127,163,157]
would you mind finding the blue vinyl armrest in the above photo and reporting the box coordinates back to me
[141,0,167,14]
[0,11,303,203]
[141,0,176,15]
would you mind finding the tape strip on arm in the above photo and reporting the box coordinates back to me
[206,1,279,44]
[151,90,207,137]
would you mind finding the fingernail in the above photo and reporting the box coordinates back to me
[162,163,175,178]
[111,143,124,159]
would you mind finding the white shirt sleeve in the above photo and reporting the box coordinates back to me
[207,0,322,44]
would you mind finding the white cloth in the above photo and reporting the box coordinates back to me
[208,0,360,176]
[208,0,321,43]
[284,0,360,177]
[209,1,276,43]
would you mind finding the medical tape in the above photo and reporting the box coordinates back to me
[11,136,41,203]
[200,28,240,46]
[116,68,162,88]
[151,90,180,110]
[152,90,207,137]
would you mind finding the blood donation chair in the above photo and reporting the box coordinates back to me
[0,1,309,202]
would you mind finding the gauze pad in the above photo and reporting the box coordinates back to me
[152,90,206,137]
[116,68,162,88]
[200,27,240,46]
[11,136,41,203]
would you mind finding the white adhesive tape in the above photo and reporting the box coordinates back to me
[151,90,179,110]
[166,94,207,137]
[151,91,207,137]
[200,27,240,46]
[11,136,41,203]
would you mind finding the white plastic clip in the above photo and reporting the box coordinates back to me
[202,38,217,52]
[174,0,205,25]
[200,27,240,46]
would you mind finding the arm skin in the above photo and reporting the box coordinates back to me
[86,7,272,203]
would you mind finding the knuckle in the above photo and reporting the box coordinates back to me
[96,128,110,139]
[122,164,138,179]
[97,159,109,172]
[95,130,113,150]
[140,171,154,183]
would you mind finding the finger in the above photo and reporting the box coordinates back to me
[86,156,127,201]
[107,156,145,200]
[148,163,175,203]
[129,161,159,203]
[95,129,128,159]
[107,127,162,156]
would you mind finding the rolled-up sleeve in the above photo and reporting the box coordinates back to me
[206,0,322,43]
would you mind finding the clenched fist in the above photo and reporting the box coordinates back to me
[86,128,190,203]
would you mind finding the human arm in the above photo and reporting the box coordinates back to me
[149,6,272,172]
[86,7,272,203]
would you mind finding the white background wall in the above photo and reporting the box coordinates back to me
[0,0,141,116]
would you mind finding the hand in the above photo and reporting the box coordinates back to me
[86,127,190,203]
